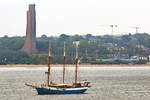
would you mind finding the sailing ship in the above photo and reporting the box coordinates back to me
[25,41,90,94]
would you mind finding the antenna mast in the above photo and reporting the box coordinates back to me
[73,41,80,84]
[47,41,51,86]
[62,42,66,84]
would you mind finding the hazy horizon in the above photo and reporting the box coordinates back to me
[0,0,150,37]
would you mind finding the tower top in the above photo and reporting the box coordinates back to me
[29,4,35,11]
[29,4,35,6]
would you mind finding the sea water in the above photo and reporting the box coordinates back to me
[0,65,150,100]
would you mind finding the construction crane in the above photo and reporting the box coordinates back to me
[110,25,118,36]
[130,26,139,33]
[100,25,118,36]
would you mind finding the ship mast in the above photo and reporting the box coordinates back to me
[47,41,51,86]
[73,41,80,84]
[62,41,66,84]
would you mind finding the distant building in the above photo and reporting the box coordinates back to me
[21,4,38,54]
[131,55,148,61]
[104,43,114,50]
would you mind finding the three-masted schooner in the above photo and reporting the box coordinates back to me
[25,41,90,94]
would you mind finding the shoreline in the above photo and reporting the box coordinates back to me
[0,64,150,68]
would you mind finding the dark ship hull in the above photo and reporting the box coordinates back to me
[36,87,88,94]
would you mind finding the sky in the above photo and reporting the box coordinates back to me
[0,0,150,37]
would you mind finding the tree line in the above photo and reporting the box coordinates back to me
[0,33,150,65]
